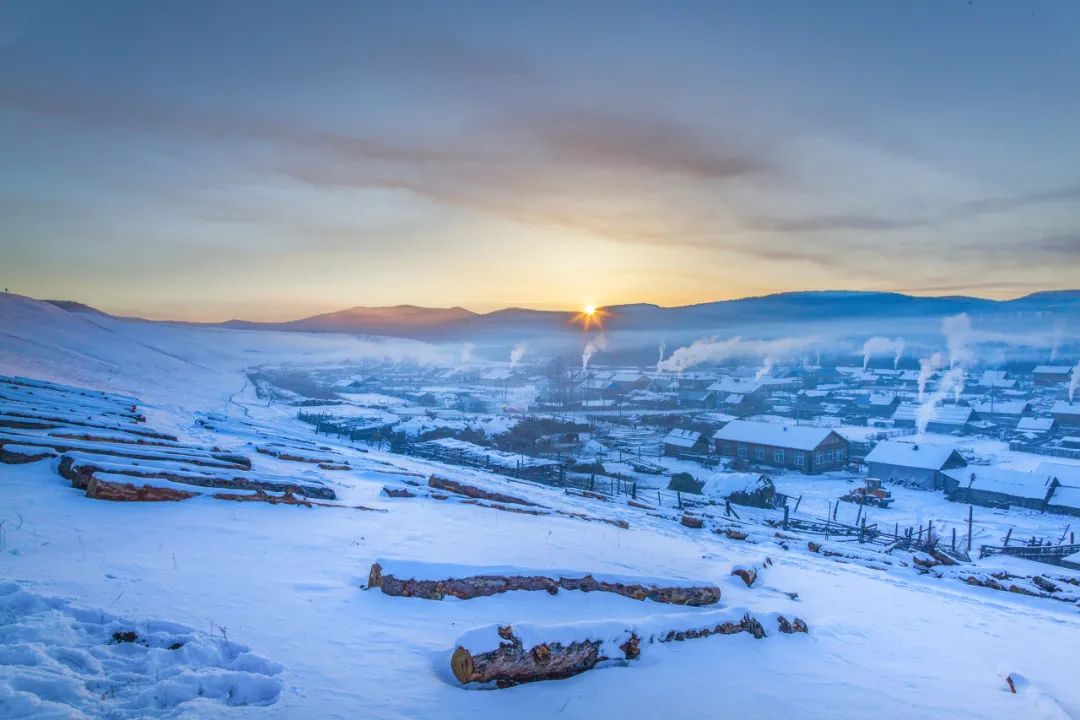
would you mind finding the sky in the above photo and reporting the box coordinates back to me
[1,0,1079,321]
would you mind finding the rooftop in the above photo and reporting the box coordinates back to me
[713,420,841,451]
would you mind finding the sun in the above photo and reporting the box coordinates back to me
[573,304,606,330]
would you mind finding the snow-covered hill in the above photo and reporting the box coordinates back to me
[1,293,1077,719]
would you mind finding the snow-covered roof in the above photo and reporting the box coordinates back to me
[970,400,1029,416]
[1034,365,1072,375]
[1051,401,1080,417]
[868,393,897,406]
[722,393,745,404]
[663,429,702,448]
[1016,417,1054,433]
[609,371,647,384]
[944,467,1055,501]
[892,403,972,426]
[1049,485,1080,510]
[713,420,840,451]
[865,440,965,471]
[698,472,768,499]
[1036,462,1080,486]
[706,378,762,395]
[977,370,1016,388]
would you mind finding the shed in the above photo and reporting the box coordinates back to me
[864,440,968,490]
[943,467,1058,510]
[662,429,709,456]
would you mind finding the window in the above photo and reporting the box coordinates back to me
[737,444,747,458]
[754,447,764,460]
[826,450,834,463]
[774,449,785,463]
[794,452,805,466]
[815,452,824,465]
[835,448,846,461]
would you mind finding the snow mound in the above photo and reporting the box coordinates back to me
[0,581,283,718]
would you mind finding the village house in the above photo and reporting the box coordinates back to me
[892,403,973,434]
[858,392,900,418]
[943,467,1058,510]
[1015,416,1055,437]
[662,428,710,457]
[675,389,717,409]
[713,420,850,474]
[1051,400,1080,427]
[1033,365,1073,385]
[864,440,968,490]
[969,399,1030,424]
[977,370,1016,389]
[706,378,767,416]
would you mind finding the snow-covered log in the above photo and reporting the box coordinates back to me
[427,475,538,507]
[58,455,336,500]
[85,477,197,502]
[450,608,807,687]
[368,561,722,605]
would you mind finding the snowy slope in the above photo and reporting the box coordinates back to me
[1,295,1078,719]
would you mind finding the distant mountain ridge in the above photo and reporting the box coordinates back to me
[43,290,1080,341]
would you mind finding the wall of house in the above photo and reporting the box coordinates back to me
[716,434,849,474]
[866,462,940,490]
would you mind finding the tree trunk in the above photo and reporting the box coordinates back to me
[368,563,721,605]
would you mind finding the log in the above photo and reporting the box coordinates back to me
[1033,576,1060,594]
[368,562,722,605]
[450,611,806,687]
[382,486,416,498]
[680,514,703,529]
[731,567,758,587]
[428,475,537,507]
[725,529,748,541]
[85,477,196,502]
[57,455,335,500]
[2,437,249,470]
[213,489,313,507]
[451,629,603,688]
[0,445,57,464]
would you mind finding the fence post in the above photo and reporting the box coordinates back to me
[783,505,789,530]
[1004,528,1012,547]
[952,527,956,552]
[677,490,683,509]
[967,505,973,552]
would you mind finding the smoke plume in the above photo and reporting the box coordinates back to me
[509,343,526,368]
[861,336,905,370]
[582,334,608,370]
[917,352,945,401]
[658,335,819,373]
[1070,360,1080,402]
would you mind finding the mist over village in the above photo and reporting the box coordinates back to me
[2,2,1079,718]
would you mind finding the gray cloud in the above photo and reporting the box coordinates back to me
[754,185,1080,235]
